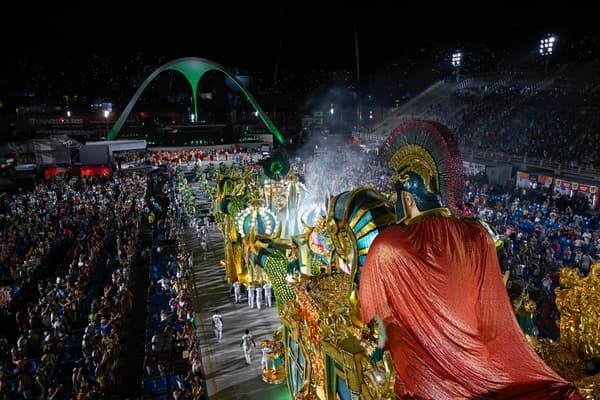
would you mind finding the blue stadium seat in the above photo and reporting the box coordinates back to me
[27,359,39,374]
[157,376,168,393]
[151,272,162,281]
[169,375,180,390]
[144,378,157,394]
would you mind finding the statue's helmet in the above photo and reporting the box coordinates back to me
[380,120,466,223]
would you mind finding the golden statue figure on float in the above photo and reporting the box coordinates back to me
[261,330,287,385]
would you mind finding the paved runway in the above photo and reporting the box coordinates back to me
[183,180,291,400]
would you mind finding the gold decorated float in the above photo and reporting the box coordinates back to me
[211,151,600,399]
[279,187,398,399]
[529,263,600,399]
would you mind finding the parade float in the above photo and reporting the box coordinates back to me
[210,121,599,399]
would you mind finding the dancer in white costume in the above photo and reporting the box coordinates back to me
[261,345,271,371]
[232,279,242,303]
[263,282,273,307]
[240,329,256,365]
[255,286,263,310]
[247,283,256,308]
[211,310,223,343]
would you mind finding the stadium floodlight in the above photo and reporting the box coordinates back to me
[451,51,462,67]
[451,51,463,82]
[539,35,556,56]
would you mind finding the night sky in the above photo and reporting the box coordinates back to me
[3,4,592,75]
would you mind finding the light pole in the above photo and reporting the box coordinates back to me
[451,51,462,82]
[104,110,110,139]
[539,34,556,72]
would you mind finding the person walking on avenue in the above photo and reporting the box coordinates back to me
[240,329,256,365]
[247,282,256,308]
[255,285,263,310]
[211,310,223,343]
[232,278,242,303]
[264,282,273,307]
[261,343,271,372]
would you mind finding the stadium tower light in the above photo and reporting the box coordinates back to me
[451,51,463,67]
[539,34,556,56]
[539,34,556,72]
[451,51,463,82]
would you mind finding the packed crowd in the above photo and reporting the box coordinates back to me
[465,176,599,339]
[0,162,210,399]
[0,171,146,398]
[438,64,600,170]
[147,147,266,167]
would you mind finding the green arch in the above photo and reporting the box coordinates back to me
[107,57,284,144]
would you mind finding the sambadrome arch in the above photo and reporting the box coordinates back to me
[106,57,285,144]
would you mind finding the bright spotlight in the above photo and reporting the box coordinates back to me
[539,35,556,56]
[451,51,462,67]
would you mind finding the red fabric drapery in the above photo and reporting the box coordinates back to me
[360,214,582,399]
